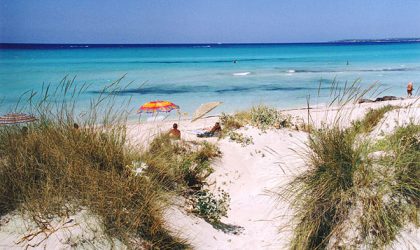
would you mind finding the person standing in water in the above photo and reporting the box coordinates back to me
[407,82,414,97]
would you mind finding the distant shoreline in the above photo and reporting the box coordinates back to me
[1,39,420,49]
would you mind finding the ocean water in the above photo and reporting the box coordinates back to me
[1,43,419,120]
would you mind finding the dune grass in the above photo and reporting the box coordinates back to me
[358,123,420,247]
[140,133,220,193]
[0,77,193,248]
[285,126,365,249]
[220,104,292,132]
[139,134,229,224]
[284,102,419,249]
[351,105,397,134]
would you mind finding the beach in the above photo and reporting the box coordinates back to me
[2,97,418,249]
[2,0,420,248]
[1,43,420,250]
[136,98,420,249]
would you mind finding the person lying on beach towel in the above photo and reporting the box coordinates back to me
[197,122,222,138]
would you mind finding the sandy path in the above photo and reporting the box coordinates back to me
[166,128,308,249]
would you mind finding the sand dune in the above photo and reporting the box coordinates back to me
[1,98,419,249]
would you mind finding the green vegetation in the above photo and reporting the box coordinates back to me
[359,123,420,247]
[219,105,293,146]
[220,105,292,132]
[139,134,230,224]
[191,188,230,223]
[284,106,419,249]
[0,115,187,249]
[141,134,220,192]
[285,126,365,249]
[0,77,225,248]
[227,131,254,146]
[351,105,397,134]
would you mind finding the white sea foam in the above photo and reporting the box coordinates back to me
[233,72,250,76]
[287,69,296,73]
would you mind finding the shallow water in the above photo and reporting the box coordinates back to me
[1,43,419,119]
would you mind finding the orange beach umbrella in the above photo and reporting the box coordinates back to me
[137,100,179,114]
[0,113,37,125]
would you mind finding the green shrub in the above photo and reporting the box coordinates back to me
[140,134,230,224]
[227,131,254,146]
[220,111,249,131]
[191,189,230,223]
[249,105,284,130]
[220,105,292,133]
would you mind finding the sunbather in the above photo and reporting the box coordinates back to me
[169,123,181,139]
[197,122,221,138]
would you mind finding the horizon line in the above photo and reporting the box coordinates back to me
[1,38,420,48]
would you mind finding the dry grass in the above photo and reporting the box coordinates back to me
[283,81,419,249]
[140,134,221,193]
[285,126,366,249]
[0,77,189,249]
[139,134,230,224]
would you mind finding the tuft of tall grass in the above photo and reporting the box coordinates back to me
[284,96,419,249]
[139,134,229,223]
[141,134,221,192]
[0,77,188,248]
[383,123,419,208]
[357,123,420,247]
[351,105,397,134]
[285,126,366,249]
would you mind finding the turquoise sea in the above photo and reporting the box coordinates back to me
[1,43,419,119]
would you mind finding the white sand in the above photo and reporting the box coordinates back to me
[0,209,126,249]
[165,127,308,249]
[1,98,419,249]
[163,98,419,250]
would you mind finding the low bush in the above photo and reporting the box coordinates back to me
[358,123,420,247]
[220,105,292,134]
[190,189,230,223]
[227,131,254,146]
[141,134,221,191]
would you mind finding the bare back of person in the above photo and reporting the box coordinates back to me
[169,123,181,139]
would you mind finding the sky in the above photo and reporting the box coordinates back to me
[1,0,420,44]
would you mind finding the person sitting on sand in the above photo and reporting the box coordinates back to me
[197,122,222,138]
[169,123,181,139]
[407,81,414,97]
